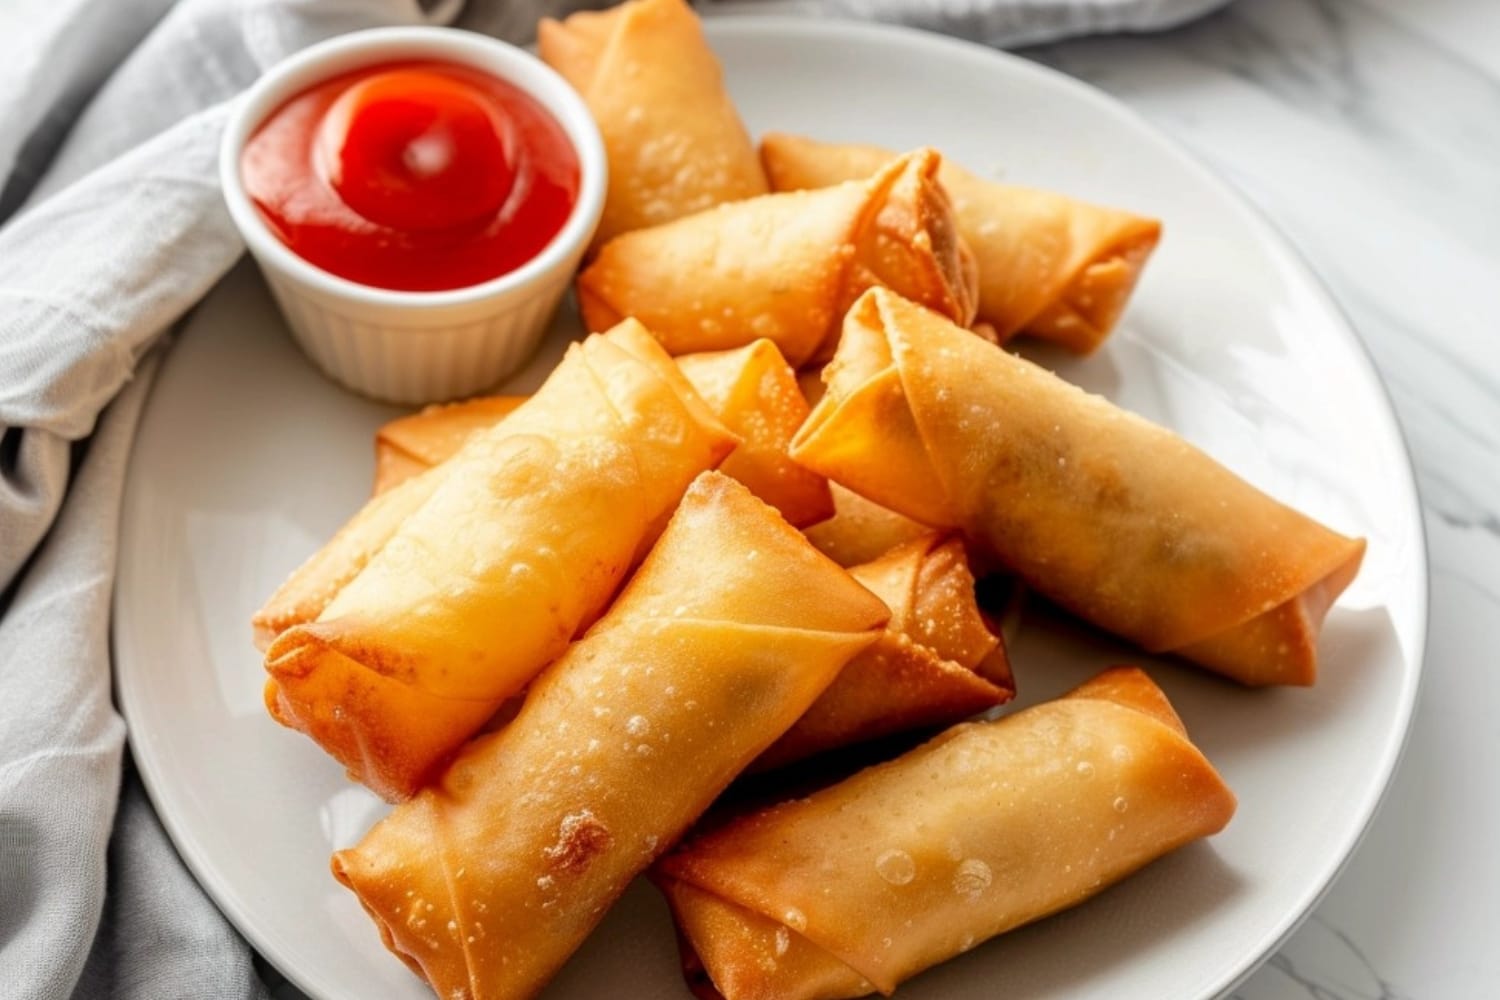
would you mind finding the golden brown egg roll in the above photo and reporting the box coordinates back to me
[576,148,978,367]
[801,481,1014,582]
[332,472,890,999]
[756,533,1012,771]
[676,341,833,527]
[365,341,833,529]
[251,466,446,651]
[262,322,737,801]
[654,667,1236,1000]
[359,405,996,772]
[803,482,931,568]
[794,371,936,568]
[760,133,1162,353]
[538,0,767,250]
[371,396,524,497]
[254,406,523,654]
[792,288,1366,686]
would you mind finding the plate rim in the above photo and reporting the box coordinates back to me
[114,17,1429,1000]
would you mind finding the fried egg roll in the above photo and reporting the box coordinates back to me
[655,667,1236,1000]
[676,341,833,527]
[252,466,445,651]
[792,289,1366,685]
[361,418,995,774]
[794,377,930,569]
[262,322,736,801]
[366,341,832,529]
[761,133,1161,353]
[258,397,533,648]
[332,472,889,999]
[803,482,931,568]
[539,0,767,250]
[757,533,1012,771]
[576,149,978,367]
[372,396,524,497]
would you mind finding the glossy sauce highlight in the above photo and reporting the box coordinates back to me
[241,60,579,292]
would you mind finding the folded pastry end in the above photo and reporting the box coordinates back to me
[329,795,467,987]
[677,340,835,528]
[657,879,873,1000]
[789,293,957,528]
[250,468,445,650]
[1174,535,1366,686]
[258,324,736,799]
[1023,214,1162,353]
[263,624,497,800]
[332,470,890,998]
[754,532,1012,771]
[846,148,978,342]
[759,132,1161,352]
[372,396,525,496]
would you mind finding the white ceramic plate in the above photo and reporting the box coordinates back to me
[115,19,1426,1000]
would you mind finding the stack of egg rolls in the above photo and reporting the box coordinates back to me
[251,4,1372,991]
[333,472,889,998]
[259,321,735,800]
[355,356,1011,771]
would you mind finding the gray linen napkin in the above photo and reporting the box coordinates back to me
[0,1,1228,998]
[695,0,1230,47]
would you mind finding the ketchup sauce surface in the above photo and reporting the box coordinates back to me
[241,60,579,292]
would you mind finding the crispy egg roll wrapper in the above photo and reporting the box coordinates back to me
[803,482,931,568]
[258,399,525,649]
[538,0,767,250]
[792,289,1366,686]
[761,133,1162,353]
[332,472,889,999]
[372,396,524,497]
[364,410,985,772]
[757,533,1011,771]
[256,403,525,653]
[795,374,931,569]
[367,342,833,529]
[364,415,994,771]
[655,667,1236,1000]
[676,341,833,527]
[252,467,445,651]
[576,148,978,367]
[262,323,736,801]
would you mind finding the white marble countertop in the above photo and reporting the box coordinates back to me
[1023,0,1500,996]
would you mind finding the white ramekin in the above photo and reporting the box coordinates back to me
[220,27,606,405]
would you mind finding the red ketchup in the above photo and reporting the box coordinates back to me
[241,60,579,292]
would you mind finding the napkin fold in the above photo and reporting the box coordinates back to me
[695,0,1231,48]
[0,1,1228,998]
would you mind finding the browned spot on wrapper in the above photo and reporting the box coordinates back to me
[544,809,614,875]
